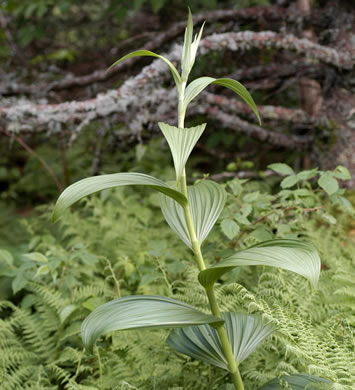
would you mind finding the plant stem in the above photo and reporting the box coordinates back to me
[178,92,244,390]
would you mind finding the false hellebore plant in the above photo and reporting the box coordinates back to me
[53,11,329,390]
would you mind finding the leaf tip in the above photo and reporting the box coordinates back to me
[52,208,60,223]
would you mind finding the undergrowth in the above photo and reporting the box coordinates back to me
[0,177,354,389]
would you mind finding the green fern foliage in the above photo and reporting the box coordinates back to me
[0,179,354,389]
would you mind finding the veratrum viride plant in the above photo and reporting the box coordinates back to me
[53,10,332,390]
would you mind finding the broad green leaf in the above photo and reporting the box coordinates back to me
[167,312,274,370]
[107,50,181,92]
[34,265,49,278]
[158,122,206,183]
[23,252,48,263]
[60,304,78,324]
[234,213,250,226]
[333,165,351,181]
[258,373,332,389]
[183,77,261,124]
[321,213,337,225]
[280,174,299,189]
[296,168,318,181]
[12,271,28,294]
[337,196,355,216]
[0,249,13,266]
[221,219,240,240]
[268,163,294,176]
[199,239,320,289]
[318,172,339,195]
[53,173,187,222]
[81,295,223,351]
[160,180,226,248]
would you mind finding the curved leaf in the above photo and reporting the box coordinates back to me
[258,373,332,389]
[199,239,320,289]
[181,8,193,81]
[183,77,261,124]
[167,312,274,370]
[53,173,187,222]
[158,122,206,183]
[160,180,226,248]
[181,8,205,81]
[81,295,223,351]
[107,50,181,92]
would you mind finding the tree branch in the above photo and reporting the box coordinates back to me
[207,107,311,149]
[1,31,351,135]
[200,31,354,70]
[203,92,320,125]
[0,7,346,96]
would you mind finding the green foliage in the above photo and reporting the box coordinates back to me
[0,0,237,63]
[0,173,354,389]
[1,9,354,390]
[167,312,275,369]
[46,11,350,390]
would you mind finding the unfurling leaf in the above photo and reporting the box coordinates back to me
[183,77,261,124]
[53,172,187,222]
[158,122,206,184]
[81,295,223,351]
[160,180,226,248]
[199,239,320,289]
[167,312,274,370]
[181,8,205,81]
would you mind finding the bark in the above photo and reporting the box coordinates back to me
[314,88,355,187]
[1,31,352,135]
[0,6,347,96]
[207,107,310,149]
[297,0,323,117]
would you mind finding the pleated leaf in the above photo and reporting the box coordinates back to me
[160,180,226,248]
[158,122,206,183]
[167,312,274,370]
[199,239,321,289]
[53,172,187,222]
[181,8,193,81]
[107,50,181,92]
[81,295,223,351]
[258,373,332,389]
[183,77,261,124]
[181,8,205,81]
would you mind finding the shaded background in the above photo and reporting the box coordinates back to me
[0,0,354,207]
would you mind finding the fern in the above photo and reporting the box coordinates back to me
[0,183,354,389]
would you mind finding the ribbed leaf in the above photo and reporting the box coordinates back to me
[258,373,332,389]
[181,8,193,80]
[81,295,223,351]
[158,122,206,183]
[184,77,261,124]
[107,50,181,92]
[199,239,320,289]
[53,173,187,222]
[181,8,205,81]
[160,180,226,248]
[167,312,274,370]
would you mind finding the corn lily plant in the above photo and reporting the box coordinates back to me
[53,10,328,390]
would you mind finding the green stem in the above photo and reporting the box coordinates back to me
[177,88,244,390]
